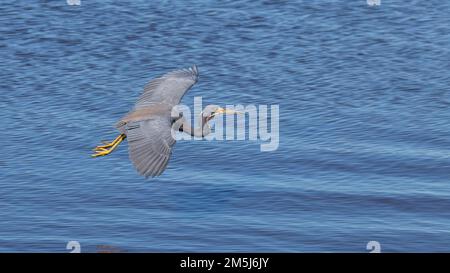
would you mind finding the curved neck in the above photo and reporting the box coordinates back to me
[179,114,211,137]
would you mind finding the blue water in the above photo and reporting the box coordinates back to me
[1,0,449,252]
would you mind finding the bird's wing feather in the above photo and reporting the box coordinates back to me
[124,116,176,178]
[134,65,199,109]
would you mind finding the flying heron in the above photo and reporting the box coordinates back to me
[92,65,238,178]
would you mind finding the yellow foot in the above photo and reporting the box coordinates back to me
[92,134,126,157]
[93,134,124,151]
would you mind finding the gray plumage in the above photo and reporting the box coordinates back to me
[117,65,198,178]
[135,65,199,109]
[93,65,238,178]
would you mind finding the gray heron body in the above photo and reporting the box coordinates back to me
[92,65,238,178]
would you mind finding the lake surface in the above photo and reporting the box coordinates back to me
[0,0,449,252]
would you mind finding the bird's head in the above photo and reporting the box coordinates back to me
[201,105,240,123]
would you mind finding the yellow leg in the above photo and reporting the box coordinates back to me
[93,134,124,151]
[92,134,126,157]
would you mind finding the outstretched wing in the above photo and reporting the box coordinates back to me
[124,115,176,178]
[134,65,199,109]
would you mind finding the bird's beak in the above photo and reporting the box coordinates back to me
[212,107,243,117]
